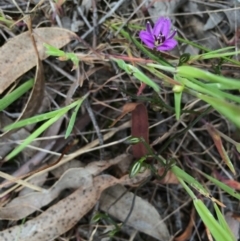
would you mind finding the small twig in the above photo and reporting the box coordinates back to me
[171,186,182,231]
[49,0,62,28]
[114,0,148,36]
[91,0,98,48]
[74,0,92,30]
[44,59,76,82]
[81,0,126,39]
[84,98,104,160]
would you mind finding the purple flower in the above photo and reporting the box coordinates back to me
[139,17,177,51]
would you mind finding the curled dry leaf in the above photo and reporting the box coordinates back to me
[100,185,170,241]
[0,169,150,241]
[110,102,139,128]
[0,27,76,94]
[157,168,179,184]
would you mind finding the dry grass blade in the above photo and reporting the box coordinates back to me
[0,27,76,94]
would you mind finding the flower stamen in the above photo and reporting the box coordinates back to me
[154,32,166,46]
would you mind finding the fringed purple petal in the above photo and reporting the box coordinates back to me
[139,31,155,48]
[152,17,165,36]
[146,21,153,34]
[153,17,171,37]
[167,29,177,40]
[160,18,171,37]
[156,39,177,51]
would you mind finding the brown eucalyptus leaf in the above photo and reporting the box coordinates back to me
[100,185,171,241]
[19,57,45,120]
[0,27,76,94]
[0,154,128,220]
[15,18,45,121]
[0,170,150,241]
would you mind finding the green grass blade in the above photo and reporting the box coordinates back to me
[214,203,236,241]
[177,66,240,89]
[200,172,240,200]
[176,36,240,66]
[171,165,209,196]
[113,58,160,92]
[176,75,240,104]
[0,79,34,111]
[194,199,235,241]
[3,100,80,131]
[198,94,240,129]
[178,177,234,241]
[6,112,64,161]
[173,85,183,120]
[65,95,87,139]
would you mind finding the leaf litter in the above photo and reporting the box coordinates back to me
[0,154,155,241]
[0,27,76,94]
[1,0,239,240]
[100,184,170,240]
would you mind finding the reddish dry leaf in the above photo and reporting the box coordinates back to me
[110,103,149,159]
[214,171,240,190]
[0,27,76,94]
[222,179,240,190]
[131,103,149,159]
[110,102,139,127]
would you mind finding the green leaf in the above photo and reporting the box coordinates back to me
[3,100,80,131]
[173,85,184,120]
[198,94,240,129]
[113,59,160,92]
[5,97,88,161]
[65,95,87,138]
[214,203,236,241]
[44,43,66,57]
[6,112,64,161]
[200,172,240,200]
[177,66,240,90]
[0,79,34,111]
[171,165,210,197]
[194,200,235,241]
